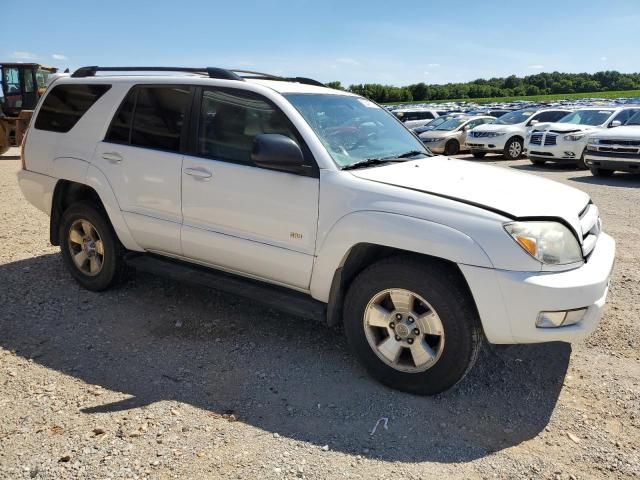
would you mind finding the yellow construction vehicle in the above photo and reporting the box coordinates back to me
[0,63,58,155]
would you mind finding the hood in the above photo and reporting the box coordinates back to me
[592,125,640,140]
[350,156,589,226]
[420,130,456,140]
[471,123,521,133]
[532,122,598,134]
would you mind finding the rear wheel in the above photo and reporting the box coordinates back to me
[472,152,486,159]
[59,201,125,291]
[444,139,460,156]
[503,137,523,160]
[589,167,614,177]
[343,256,482,395]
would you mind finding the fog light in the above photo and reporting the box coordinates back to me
[536,308,588,328]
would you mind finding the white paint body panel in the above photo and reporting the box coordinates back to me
[18,74,617,346]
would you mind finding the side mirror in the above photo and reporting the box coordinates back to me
[528,119,539,126]
[610,120,622,128]
[251,134,307,174]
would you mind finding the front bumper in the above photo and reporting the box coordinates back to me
[465,136,508,152]
[526,138,585,163]
[460,232,615,344]
[584,150,640,172]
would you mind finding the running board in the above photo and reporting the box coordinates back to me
[124,254,327,322]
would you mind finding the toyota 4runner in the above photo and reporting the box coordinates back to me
[18,66,616,395]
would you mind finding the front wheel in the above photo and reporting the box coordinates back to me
[343,256,483,395]
[444,139,460,156]
[59,201,125,291]
[576,150,587,170]
[503,137,523,160]
[590,167,614,177]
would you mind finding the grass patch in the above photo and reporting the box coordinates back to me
[384,89,640,106]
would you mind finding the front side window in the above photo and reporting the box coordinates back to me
[197,88,299,164]
[613,109,640,126]
[3,67,20,93]
[24,69,35,93]
[533,111,569,123]
[625,111,640,126]
[435,118,466,131]
[34,84,111,133]
[285,94,428,168]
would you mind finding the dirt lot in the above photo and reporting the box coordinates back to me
[0,147,639,479]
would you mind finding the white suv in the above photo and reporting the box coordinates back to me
[466,108,570,159]
[18,66,615,395]
[526,107,640,168]
[584,111,640,176]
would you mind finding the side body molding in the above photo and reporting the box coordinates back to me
[310,211,494,302]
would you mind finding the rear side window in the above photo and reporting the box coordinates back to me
[105,86,191,152]
[35,84,111,133]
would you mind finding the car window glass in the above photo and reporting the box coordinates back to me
[34,84,111,133]
[612,109,640,125]
[3,67,20,93]
[130,86,191,152]
[197,88,298,164]
[105,89,137,144]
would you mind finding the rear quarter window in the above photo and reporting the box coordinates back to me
[34,84,111,133]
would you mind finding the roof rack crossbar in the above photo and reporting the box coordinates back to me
[70,66,324,86]
[71,66,244,81]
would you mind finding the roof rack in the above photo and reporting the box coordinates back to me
[70,66,325,87]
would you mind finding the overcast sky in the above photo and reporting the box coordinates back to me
[3,0,639,86]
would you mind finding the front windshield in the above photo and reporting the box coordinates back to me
[494,110,535,125]
[435,118,466,131]
[558,110,614,126]
[284,94,428,167]
[626,111,640,126]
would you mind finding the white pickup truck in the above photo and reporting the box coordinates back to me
[18,67,615,395]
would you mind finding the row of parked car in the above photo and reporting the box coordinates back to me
[394,105,640,177]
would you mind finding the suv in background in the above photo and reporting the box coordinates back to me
[526,107,640,168]
[393,108,440,129]
[18,66,615,395]
[584,111,640,176]
[466,108,571,159]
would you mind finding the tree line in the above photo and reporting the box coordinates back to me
[325,71,640,103]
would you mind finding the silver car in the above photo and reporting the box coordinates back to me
[420,115,495,155]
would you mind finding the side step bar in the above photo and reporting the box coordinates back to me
[124,254,327,323]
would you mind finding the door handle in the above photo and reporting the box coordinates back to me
[183,167,212,180]
[102,152,123,164]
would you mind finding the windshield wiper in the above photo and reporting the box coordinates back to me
[395,150,427,158]
[342,158,402,170]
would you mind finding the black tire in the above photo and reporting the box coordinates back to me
[576,150,587,170]
[444,139,460,156]
[503,137,523,160]
[530,158,546,166]
[59,201,125,291]
[343,256,483,395]
[472,152,486,158]
[589,167,614,177]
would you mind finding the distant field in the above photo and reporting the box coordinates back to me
[385,89,640,105]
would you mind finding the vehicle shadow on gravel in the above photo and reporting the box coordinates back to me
[0,254,570,463]
[569,173,640,187]
[509,163,581,173]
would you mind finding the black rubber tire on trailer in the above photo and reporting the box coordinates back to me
[343,255,483,396]
[530,158,546,166]
[503,137,523,160]
[59,201,126,292]
[589,167,614,177]
[444,139,460,156]
[472,152,486,158]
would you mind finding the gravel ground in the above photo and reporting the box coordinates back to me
[0,146,639,479]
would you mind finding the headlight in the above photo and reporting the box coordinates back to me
[504,221,583,265]
[563,133,585,141]
[588,137,599,145]
[486,132,506,138]
[422,137,441,143]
